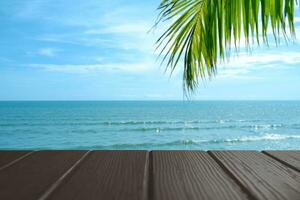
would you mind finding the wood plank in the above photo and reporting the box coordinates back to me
[0,150,87,200]
[151,151,250,200]
[263,151,300,173]
[47,151,149,200]
[210,151,300,200]
[0,151,32,169]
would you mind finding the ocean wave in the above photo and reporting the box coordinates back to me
[118,127,206,132]
[220,133,300,143]
[0,122,296,133]
[116,124,285,132]
[0,119,269,127]
[72,134,300,149]
[168,134,300,145]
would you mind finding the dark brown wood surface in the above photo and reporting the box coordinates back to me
[47,151,149,200]
[0,150,299,200]
[264,151,300,172]
[151,151,250,200]
[0,151,87,200]
[0,151,32,169]
[210,151,300,200]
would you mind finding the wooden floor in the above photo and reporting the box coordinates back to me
[0,151,299,200]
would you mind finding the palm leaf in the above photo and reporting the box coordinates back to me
[156,0,298,94]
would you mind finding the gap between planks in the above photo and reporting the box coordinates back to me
[262,151,300,173]
[207,151,259,200]
[0,151,36,171]
[38,151,92,200]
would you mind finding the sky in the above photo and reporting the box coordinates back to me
[0,0,300,101]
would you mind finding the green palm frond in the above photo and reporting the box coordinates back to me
[156,0,297,94]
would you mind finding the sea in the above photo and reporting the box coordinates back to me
[0,101,300,150]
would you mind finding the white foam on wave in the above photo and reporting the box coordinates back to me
[225,133,300,143]
[179,133,300,145]
[213,133,300,144]
[73,133,300,149]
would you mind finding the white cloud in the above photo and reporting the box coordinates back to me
[226,52,300,67]
[84,22,150,35]
[217,51,300,79]
[35,34,93,46]
[35,30,155,52]
[25,47,60,58]
[29,62,156,74]
[37,48,59,57]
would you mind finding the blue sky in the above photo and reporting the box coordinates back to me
[0,0,300,100]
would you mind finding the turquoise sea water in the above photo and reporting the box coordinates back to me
[0,101,300,150]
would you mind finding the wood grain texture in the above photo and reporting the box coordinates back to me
[47,150,149,200]
[0,151,32,168]
[0,150,86,200]
[151,151,250,200]
[210,151,300,200]
[264,151,300,173]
